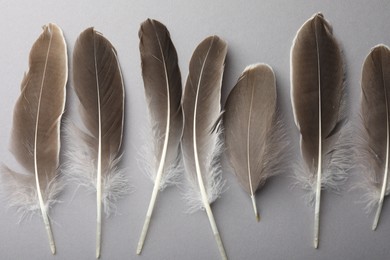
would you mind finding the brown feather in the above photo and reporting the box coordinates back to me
[181,35,228,259]
[136,19,183,254]
[139,18,182,187]
[3,23,67,254]
[290,13,347,248]
[181,35,227,208]
[11,24,67,189]
[72,27,125,258]
[73,28,124,169]
[291,13,344,175]
[224,64,285,196]
[358,45,390,228]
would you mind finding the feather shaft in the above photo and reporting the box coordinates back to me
[192,50,226,260]
[33,28,57,254]
[246,82,259,221]
[314,32,323,247]
[94,35,104,259]
[372,115,389,230]
[193,103,227,260]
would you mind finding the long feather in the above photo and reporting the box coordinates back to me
[357,44,390,230]
[72,28,125,259]
[181,36,227,260]
[1,23,67,254]
[290,13,346,248]
[136,19,183,254]
[224,63,288,221]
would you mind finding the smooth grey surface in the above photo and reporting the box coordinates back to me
[0,0,389,259]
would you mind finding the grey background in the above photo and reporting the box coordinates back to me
[0,0,389,259]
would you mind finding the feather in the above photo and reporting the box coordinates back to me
[181,36,227,260]
[72,28,125,259]
[224,63,288,221]
[290,13,347,248]
[357,44,390,230]
[136,19,183,254]
[1,23,67,254]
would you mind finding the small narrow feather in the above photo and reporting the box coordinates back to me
[357,44,390,230]
[181,36,228,260]
[224,63,288,221]
[290,13,347,248]
[2,23,68,254]
[136,18,183,254]
[72,27,126,259]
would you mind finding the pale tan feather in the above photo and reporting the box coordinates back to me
[224,64,281,194]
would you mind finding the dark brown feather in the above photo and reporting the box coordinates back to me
[73,28,124,168]
[291,13,344,174]
[139,18,182,185]
[181,35,227,207]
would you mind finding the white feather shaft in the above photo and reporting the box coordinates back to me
[94,36,103,259]
[193,56,226,260]
[246,82,259,221]
[314,33,322,249]
[34,30,56,255]
[137,80,171,255]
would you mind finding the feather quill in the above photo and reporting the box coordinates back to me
[181,36,227,260]
[224,63,287,221]
[136,19,183,254]
[290,13,346,248]
[72,28,125,259]
[1,23,67,254]
[357,44,390,230]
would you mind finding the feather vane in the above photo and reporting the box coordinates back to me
[224,63,287,221]
[290,13,346,248]
[358,44,390,230]
[181,36,227,260]
[2,23,68,254]
[136,19,183,254]
[72,27,125,259]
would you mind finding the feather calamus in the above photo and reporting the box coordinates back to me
[136,19,183,254]
[357,45,390,230]
[2,23,67,254]
[72,28,125,259]
[224,64,287,221]
[290,13,346,248]
[181,36,228,260]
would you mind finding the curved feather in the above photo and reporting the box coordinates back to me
[139,18,182,189]
[358,45,390,229]
[3,23,67,254]
[182,36,227,209]
[136,19,183,254]
[72,27,125,258]
[290,13,346,248]
[181,35,227,260]
[224,64,287,221]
